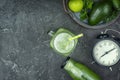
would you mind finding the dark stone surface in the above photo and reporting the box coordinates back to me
[0,0,120,80]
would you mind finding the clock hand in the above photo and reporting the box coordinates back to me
[106,48,116,53]
[100,48,116,58]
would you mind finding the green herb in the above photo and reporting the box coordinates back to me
[80,0,93,20]
[104,11,119,22]
[80,9,88,20]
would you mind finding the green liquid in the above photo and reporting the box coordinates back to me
[64,59,101,80]
[54,33,75,54]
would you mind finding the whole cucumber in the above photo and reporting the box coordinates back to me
[62,58,101,80]
[111,0,120,10]
[88,2,112,26]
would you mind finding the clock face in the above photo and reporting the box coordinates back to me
[93,39,120,66]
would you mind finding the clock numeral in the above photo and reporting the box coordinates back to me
[103,61,105,63]
[111,44,114,48]
[116,50,118,53]
[108,61,110,65]
[104,42,106,45]
[113,60,115,62]
[108,43,112,46]
[106,42,109,45]
[116,56,119,59]
[95,53,98,56]
[99,45,102,47]
[116,54,118,57]
[95,48,98,51]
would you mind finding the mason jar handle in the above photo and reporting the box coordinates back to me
[48,31,55,37]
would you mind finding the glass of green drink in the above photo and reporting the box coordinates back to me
[49,28,78,57]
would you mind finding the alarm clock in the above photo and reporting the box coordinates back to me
[93,33,120,66]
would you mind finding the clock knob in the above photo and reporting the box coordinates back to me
[96,34,109,39]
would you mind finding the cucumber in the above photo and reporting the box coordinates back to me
[88,1,112,26]
[111,0,120,10]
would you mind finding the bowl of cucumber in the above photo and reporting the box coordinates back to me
[63,0,120,29]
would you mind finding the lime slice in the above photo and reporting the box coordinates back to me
[54,33,75,54]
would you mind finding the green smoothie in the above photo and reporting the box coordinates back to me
[50,28,78,56]
[54,32,75,53]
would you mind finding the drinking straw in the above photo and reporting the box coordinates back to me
[69,33,83,41]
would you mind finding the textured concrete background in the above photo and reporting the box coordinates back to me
[0,0,120,80]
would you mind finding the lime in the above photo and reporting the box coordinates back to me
[68,0,84,12]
